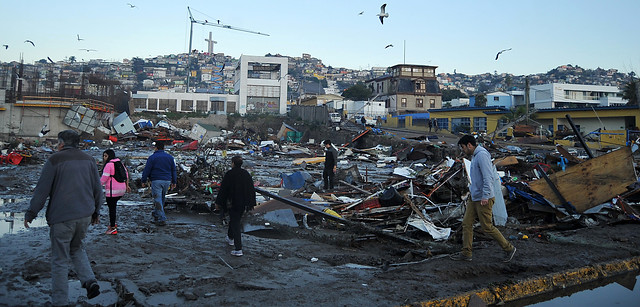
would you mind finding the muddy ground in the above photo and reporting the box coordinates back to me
[1,128,640,306]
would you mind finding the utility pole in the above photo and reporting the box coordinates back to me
[525,76,530,125]
[186,6,269,93]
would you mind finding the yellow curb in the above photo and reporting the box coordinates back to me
[406,256,640,307]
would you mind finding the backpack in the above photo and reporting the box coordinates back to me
[112,160,128,183]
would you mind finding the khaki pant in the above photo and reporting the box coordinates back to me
[461,198,513,257]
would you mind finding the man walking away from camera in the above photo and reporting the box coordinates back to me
[141,141,177,226]
[25,130,103,305]
[216,156,256,257]
[450,134,516,263]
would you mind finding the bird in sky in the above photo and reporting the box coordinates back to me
[2,44,7,49]
[377,4,389,24]
[127,3,136,8]
[24,40,35,47]
[77,34,84,41]
[358,11,364,15]
[385,44,393,49]
[47,57,55,64]
[79,48,97,52]
[495,48,512,60]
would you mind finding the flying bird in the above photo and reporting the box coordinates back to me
[377,4,389,24]
[127,3,136,8]
[385,44,393,49]
[24,40,35,47]
[47,57,55,64]
[358,11,364,15]
[2,44,7,49]
[77,34,84,41]
[79,48,97,52]
[495,48,512,60]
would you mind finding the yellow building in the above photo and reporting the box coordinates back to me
[382,105,640,147]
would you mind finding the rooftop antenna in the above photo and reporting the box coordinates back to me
[186,6,269,92]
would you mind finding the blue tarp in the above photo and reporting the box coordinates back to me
[280,171,312,190]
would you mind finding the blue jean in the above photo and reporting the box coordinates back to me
[151,180,171,222]
[50,216,96,305]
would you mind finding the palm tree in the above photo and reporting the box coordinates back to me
[68,56,76,64]
[622,78,639,106]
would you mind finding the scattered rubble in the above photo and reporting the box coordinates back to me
[2,115,640,306]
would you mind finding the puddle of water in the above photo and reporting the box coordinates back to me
[511,271,640,307]
[0,212,48,236]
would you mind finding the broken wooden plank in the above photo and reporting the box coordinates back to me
[529,147,637,213]
[339,180,373,195]
[494,156,519,167]
[555,145,583,164]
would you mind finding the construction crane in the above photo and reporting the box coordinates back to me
[186,6,269,92]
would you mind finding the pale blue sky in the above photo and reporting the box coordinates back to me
[1,0,638,76]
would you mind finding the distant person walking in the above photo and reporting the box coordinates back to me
[323,139,338,190]
[24,130,103,305]
[216,156,256,257]
[433,119,439,132]
[428,118,433,132]
[141,141,177,226]
[451,135,516,262]
[100,149,130,235]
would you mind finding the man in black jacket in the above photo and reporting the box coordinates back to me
[323,139,338,190]
[215,156,256,257]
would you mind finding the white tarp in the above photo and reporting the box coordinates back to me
[463,158,508,226]
[392,166,417,178]
[407,215,451,241]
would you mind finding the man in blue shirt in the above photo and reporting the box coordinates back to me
[141,141,177,226]
[451,135,516,262]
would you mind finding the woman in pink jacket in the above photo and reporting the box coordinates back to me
[100,149,130,234]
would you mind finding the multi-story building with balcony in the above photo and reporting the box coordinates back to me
[365,64,441,115]
[530,83,624,109]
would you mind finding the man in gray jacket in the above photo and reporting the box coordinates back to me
[450,135,516,263]
[25,130,103,305]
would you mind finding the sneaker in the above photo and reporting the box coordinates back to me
[450,252,472,261]
[503,247,517,263]
[225,236,234,246]
[230,250,243,257]
[105,226,112,234]
[85,281,100,299]
[106,227,118,235]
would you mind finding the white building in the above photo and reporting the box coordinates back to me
[530,83,624,109]
[131,91,238,114]
[234,55,288,115]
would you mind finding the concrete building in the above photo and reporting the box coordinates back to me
[486,92,513,108]
[530,83,624,109]
[131,91,238,114]
[234,55,288,115]
[366,64,441,115]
